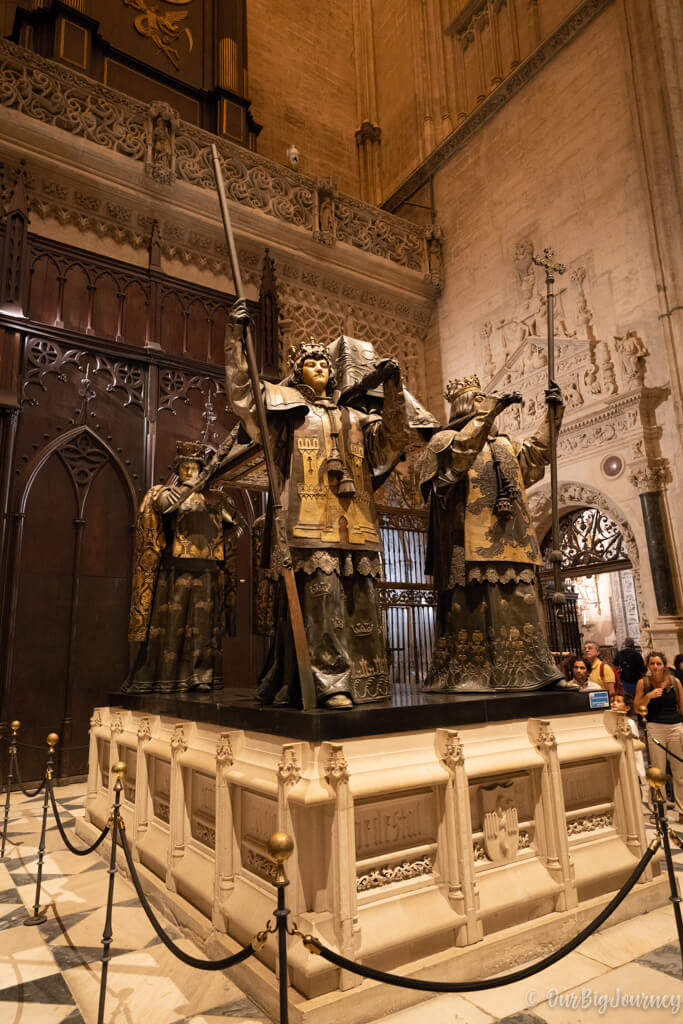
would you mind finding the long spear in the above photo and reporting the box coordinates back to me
[210,144,316,711]
[533,247,566,649]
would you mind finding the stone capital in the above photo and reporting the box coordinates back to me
[629,459,669,494]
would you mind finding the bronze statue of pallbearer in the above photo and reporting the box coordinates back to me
[226,299,410,708]
[419,374,567,691]
[124,440,241,694]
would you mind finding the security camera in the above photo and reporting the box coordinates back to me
[287,145,299,168]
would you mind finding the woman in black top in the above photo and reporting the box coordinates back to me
[636,652,683,822]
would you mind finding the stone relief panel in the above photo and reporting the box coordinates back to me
[240,789,278,885]
[149,756,171,825]
[478,242,648,455]
[189,770,216,851]
[561,761,613,812]
[355,789,437,893]
[469,774,534,865]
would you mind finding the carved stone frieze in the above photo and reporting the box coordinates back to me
[357,856,433,892]
[567,813,613,836]
[0,39,426,273]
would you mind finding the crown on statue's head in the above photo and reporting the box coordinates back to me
[287,337,330,369]
[175,440,209,464]
[444,374,481,403]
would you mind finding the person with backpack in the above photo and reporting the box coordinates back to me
[584,640,618,695]
[613,637,646,697]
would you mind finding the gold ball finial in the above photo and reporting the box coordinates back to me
[267,831,294,864]
[646,766,666,790]
[111,761,126,778]
[47,732,59,748]
[10,720,20,732]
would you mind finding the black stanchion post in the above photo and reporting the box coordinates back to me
[97,760,125,1024]
[24,731,58,926]
[1,719,19,859]
[648,765,683,969]
[268,831,294,1024]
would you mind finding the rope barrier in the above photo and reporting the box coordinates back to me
[300,839,660,992]
[12,751,45,799]
[118,823,260,970]
[48,778,110,857]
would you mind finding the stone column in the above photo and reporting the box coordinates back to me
[277,743,305,918]
[167,724,187,890]
[438,729,482,944]
[133,716,152,861]
[109,712,123,804]
[214,731,237,930]
[323,742,360,991]
[607,710,652,878]
[630,462,679,616]
[86,711,101,806]
[528,719,577,912]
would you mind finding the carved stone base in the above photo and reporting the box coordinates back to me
[78,706,666,1022]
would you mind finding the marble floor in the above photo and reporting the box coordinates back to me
[0,783,681,1024]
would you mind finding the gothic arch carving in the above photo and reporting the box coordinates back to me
[528,480,649,642]
[17,425,137,520]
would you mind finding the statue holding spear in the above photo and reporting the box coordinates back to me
[211,145,409,709]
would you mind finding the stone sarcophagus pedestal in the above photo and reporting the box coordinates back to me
[78,695,666,1024]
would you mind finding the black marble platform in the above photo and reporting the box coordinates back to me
[109,687,599,742]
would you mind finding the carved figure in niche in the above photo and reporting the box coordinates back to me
[614,331,648,385]
[425,224,443,291]
[314,179,336,245]
[480,320,494,381]
[145,102,178,185]
[226,301,410,708]
[419,374,565,691]
[124,441,240,694]
[565,376,584,409]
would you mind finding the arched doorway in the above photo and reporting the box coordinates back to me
[540,507,641,660]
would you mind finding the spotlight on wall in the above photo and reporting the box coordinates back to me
[286,145,299,168]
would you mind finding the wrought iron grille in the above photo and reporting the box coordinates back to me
[376,506,436,696]
[541,507,629,574]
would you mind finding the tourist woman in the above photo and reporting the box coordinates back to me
[635,652,683,822]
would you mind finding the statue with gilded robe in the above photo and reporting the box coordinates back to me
[226,301,408,708]
[420,375,564,691]
[124,440,240,694]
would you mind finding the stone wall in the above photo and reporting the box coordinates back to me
[246,0,361,197]
[428,1,683,651]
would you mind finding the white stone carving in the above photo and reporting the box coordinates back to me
[357,856,433,891]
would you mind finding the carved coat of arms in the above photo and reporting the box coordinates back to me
[481,782,519,863]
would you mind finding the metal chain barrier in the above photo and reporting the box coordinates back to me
[47,775,110,856]
[294,838,660,992]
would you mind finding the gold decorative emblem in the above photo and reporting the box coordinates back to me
[444,374,480,403]
[481,782,519,863]
[352,621,374,635]
[123,0,194,71]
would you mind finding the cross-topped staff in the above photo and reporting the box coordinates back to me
[532,247,566,639]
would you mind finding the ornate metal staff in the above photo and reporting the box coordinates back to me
[210,143,315,711]
[533,247,566,642]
